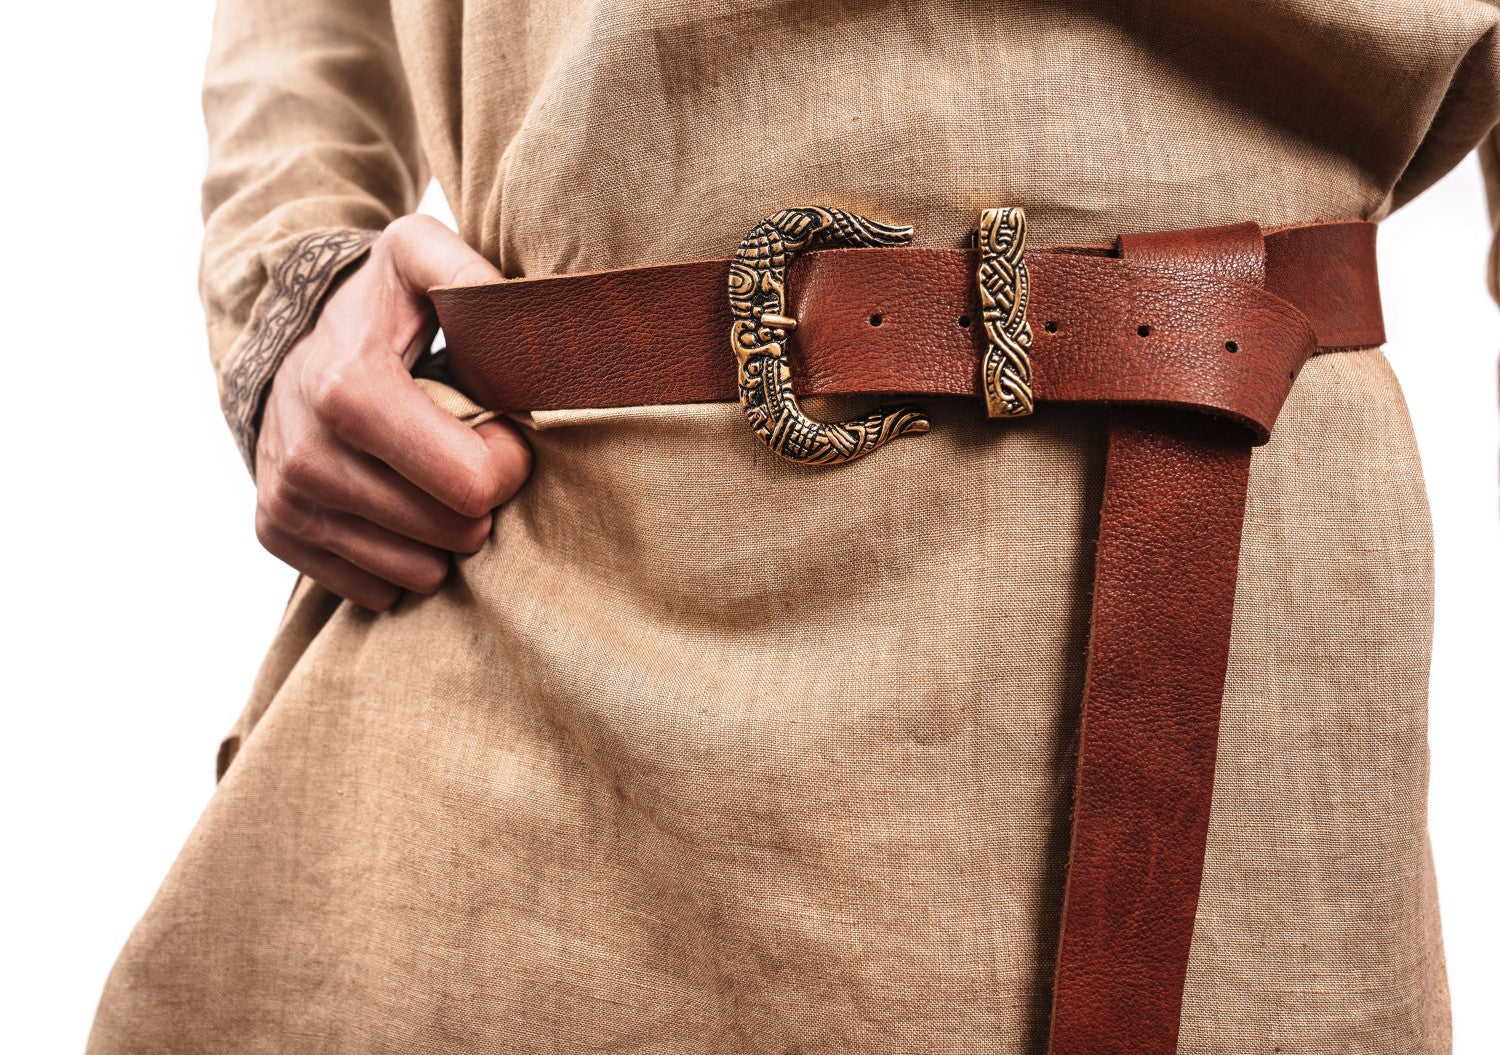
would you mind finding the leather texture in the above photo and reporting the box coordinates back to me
[431,219,1382,1055]
[431,221,1380,445]
[1044,222,1267,1055]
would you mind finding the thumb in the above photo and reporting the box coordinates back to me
[471,418,534,508]
[383,214,503,295]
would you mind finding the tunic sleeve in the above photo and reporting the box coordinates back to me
[1480,127,1500,305]
[201,0,427,472]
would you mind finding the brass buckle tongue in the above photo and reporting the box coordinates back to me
[729,207,929,465]
[728,205,1034,465]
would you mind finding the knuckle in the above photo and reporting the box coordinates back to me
[300,508,331,548]
[278,441,322,494]
[451,460,502,518]
[253,507,279,551]
[259,476,297,524]
[382,213,437,253]
[253,509,303,569]
[264,484,318,543]
[377,217,409,254]
[384,213,424,238]
[306,365,355,421]
[474,438,532,511]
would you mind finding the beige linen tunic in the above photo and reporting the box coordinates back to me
[92,2,1500,1052]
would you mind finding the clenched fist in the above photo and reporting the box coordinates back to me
[254,215,531,611]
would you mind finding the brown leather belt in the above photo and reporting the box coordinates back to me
[431,216,1383,1055]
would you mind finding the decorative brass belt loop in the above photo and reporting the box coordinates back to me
[728,206,930,465]
[977,207,1035,418]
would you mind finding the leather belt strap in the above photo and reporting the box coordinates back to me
[430,219,1383,1054]
[430,221,1380,441]
[1044,223,1270,1055]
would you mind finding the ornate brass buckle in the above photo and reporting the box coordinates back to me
[729,205,1034,465]
[728,207,928,465]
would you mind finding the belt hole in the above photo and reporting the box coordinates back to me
[1225,340,1239,353]
[1137,324,1152,338]
[958,315,971,328]
[869,313,883,327]
[1044,320,1059,333]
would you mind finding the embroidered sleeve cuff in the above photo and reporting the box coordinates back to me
[219,227,380,474]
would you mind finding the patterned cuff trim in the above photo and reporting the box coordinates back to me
[221,227,380,473]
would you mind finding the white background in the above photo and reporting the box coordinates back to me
[1,2,1496,1051]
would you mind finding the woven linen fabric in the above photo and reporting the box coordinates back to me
[92,1,1500,1051]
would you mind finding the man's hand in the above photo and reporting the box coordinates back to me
[254,215,531,611]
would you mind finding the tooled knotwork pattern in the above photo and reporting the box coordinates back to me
[729,207,929,465]
[222,227,379,470]
[977,207,1035,418]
